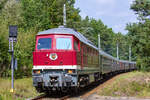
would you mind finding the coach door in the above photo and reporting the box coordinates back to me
[100,55,103,74]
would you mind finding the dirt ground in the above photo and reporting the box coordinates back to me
[84,94,150,100]
[39,95,150,100]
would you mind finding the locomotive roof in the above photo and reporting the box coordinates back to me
[37,26,135,63]
[38,26,98,50]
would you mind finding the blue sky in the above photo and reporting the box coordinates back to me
[74,0,138,34]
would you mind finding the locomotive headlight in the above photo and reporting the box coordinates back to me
[50,53,58,60]
[33,70,41,74]
[68,70,73,74]
[67,69,75,74]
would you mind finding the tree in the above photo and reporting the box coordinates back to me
[0,0,8,12]
[78,17,117,55]
[21,0,81,31]
[126,0,150,71]
[0,0,82,77]
[0,0,131,78]
[131,0,150,19]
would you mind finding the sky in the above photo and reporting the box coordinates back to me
[74,0,138,34]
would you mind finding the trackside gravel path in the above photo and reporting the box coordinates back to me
[85,94,150,100]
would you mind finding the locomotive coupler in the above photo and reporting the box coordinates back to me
[49,73,73,87]
[49,76,58,86]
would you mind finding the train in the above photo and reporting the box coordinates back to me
[32,26,136,93]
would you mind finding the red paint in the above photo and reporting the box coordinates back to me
[33,34,77,66]
[33,34,99,69]
[33,51,77,65]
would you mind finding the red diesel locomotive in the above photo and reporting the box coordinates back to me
[32,26,136,93]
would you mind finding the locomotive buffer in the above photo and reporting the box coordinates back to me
[8,25,18,93]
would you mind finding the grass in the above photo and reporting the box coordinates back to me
[1,71,150,99]
[0,78,40,100]
[98,71,150,98]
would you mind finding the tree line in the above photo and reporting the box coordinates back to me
[0,0,149,78]
[126,0,150,71]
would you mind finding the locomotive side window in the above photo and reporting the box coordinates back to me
[74,40,79,51]
[56,38,72,50]
[37,38,52,50]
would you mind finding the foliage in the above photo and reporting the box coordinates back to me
[0,0,8,12]
[117,33,130,60]
[0,0,132,78]
[14,29,36,78]
[131,0,150,19]
[0,0,82,78]
[78,17,118,56]
[21,0,81,31]
[126,0,150,71]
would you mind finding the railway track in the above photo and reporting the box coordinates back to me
[59,95,70,100]
[31,94,46,100]
[31,93,70,100]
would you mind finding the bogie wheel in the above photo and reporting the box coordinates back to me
[71,87,79,95]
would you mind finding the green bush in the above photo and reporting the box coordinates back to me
[0,95,2,100]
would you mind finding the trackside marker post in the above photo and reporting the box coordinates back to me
[8,25,18,93]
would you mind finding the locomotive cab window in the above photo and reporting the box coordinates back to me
[56,38,72,50]
[37,38,52,50]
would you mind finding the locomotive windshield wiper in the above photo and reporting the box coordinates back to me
[66,43,70,50]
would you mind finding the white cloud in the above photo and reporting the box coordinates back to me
[95,11,108,16]
[91,0,116,17]
[113,24,124,31]
[95,0,116,5]
[112,24,128,34]
[128,0,134,4]
[75,0,138,34]
[96,10,130,17]
[79,12,87,19]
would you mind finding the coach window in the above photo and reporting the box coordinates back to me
[56,38,72,50]
[37,38,52,50]
[74,40,79,51]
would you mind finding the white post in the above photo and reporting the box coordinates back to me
[10,38,14,93]
[98,34,101,76]
[98,34,101,50]
[63,4,66,27]
[117,42,119,60]
[129,45,131,61]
